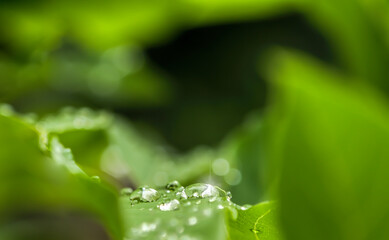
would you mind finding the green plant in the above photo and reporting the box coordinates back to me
[0,0,388,239]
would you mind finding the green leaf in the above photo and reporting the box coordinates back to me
[38,107,111,172]
[50,137,86,175]
[0,112,123,240]
[227,201,281,240]
[219,113,266,205]
[266,50,389,240]
[120,183,232,240]
[107,118,217,186]
[38,107,217,187]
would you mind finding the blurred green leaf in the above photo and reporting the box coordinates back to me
[220,113,266,205]
[0,112,123,240]
[266,50,389,240]
[297,0,389,91]
[107,117,216,186]
[227,201,281,240]
[37,107,112,171]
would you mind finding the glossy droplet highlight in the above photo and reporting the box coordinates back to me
[175,186,188,199]
[241,204,252,210]
[159,199,180,211]
[185,183,221,199]
[91,175,101,183]
[130,187,160,202]
[166,180,181,190]
[226,191,232,201]
[121,187,133,196]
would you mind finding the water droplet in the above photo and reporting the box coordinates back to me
[241,204,252,210]
[251,228,260,234]
[176,187,188,199]
[130,187,160,202]
[121,187,133,196]
[217,204,224,210]
[166,180,181,190]
[185,183,221,199]
[91,176,101,183]
[226,191,232,201]
[187,217,197,226]
[159,199,180,211]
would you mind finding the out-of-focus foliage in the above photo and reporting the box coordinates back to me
[266,51,389,240]
[0,110,123,240]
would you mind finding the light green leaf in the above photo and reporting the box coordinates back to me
[227,201,281,240]
[266,50,389,240]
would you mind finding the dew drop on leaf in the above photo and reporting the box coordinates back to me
[185,183,221,199]
[241,204,252,210]
[130,187,160,202]
[175,186,188,199]
[226,191,232,201]
[217,204,224,210]
[90,175,101,183]
[121,187,133,196]
[158,199,180,211]
[166,180,181,190]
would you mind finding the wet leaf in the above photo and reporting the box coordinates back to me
[120,182,234,240]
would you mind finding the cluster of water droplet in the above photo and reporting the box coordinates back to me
[121,181,251,239]
[124,181,233,211]
[37,107,112,133]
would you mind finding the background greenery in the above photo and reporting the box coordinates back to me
[0,0,388,239]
